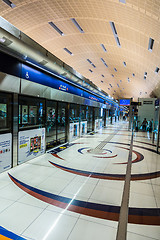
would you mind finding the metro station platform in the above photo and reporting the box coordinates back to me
[0,121,160,240]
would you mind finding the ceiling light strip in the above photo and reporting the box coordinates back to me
[155,67,159,74]
[110,21,121,47]
[101,44,107,52]
[64,48,73,55]
[148,38,154,52]
[48,22,64,36]
[2,0,16,8]
[71,18,84,33]
[101,58,108,68]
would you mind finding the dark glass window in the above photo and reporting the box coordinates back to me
[19,95,45,129]
[69,103,80,123]
[0,92,12,132]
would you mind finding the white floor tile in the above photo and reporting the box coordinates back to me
[23,209,78,240]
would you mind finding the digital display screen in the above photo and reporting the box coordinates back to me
[119,99,130,106]
[30,136,41,152]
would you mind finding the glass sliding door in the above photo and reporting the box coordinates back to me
[46,100,57,150]
[57,102,67,144]
[87,106,93,132]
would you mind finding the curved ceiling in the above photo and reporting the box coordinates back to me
[0,0,160,100]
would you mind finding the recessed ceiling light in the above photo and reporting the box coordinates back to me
[49,22,64,36]
[110,21,121,47]
[71,18,84,33]
[0,37,6,43]
[101,44,107,52]
[100,58,108,68]
[148,38,154,52]
[87,59,92,64]
[155,67,159,74]
[64,48,73,55]
[123,61,126,66]
[2,0,16,8]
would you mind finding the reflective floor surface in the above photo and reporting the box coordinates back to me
[0,121,160,240]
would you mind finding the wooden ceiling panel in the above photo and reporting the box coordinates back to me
[1,0,160,100]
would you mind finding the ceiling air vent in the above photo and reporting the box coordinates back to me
[64,48,73,55]
[155,67,159,74]
[101,44,107,52]
[71,18,84,33]
[2,0,16,8]
[49,22,64,36]
[148,38,154,52]
[110,21,121,47]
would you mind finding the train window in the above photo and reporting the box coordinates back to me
[19,95,45,129]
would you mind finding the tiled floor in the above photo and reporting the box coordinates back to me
[0,121,160,240]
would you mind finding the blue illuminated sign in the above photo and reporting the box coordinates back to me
[21,64,105,103]
[119,99,130,106]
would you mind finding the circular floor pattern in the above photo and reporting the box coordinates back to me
[49,141,160,181]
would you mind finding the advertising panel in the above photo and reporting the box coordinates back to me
[18,128,45,164]
[80,121,87,136]
[0,133,12,173]
[69,123,80,142]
